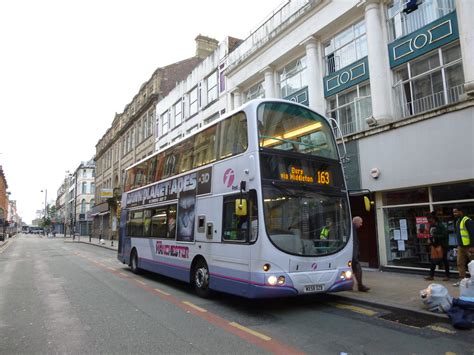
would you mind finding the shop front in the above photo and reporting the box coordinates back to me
[378,182,474,270]
[357,105,474,272]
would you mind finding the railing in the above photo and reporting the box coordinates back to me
[330,96,372,137]
[227,0,314,69]
[387,0,455,42]
[398,83,464,118]
[448,84,464,104]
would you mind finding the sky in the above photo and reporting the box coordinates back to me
[0,0,284,224]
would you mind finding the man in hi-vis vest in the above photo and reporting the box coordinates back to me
[452,207,474,287]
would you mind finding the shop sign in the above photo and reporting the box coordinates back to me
[416,216,430,238]
[100,188,113,198]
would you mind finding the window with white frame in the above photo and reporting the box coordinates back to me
[174,99,182,128]
[161,111,169,136]
[187,124,199,135]
[279,57,308,98]
[393,43,464,118]
[219,63,226,93]
[245,82,265,102]
[327,83,372,136]
[189,87,198,116]
[82,182,87,194]
[143,115,148,139]
[386,0,455,42]
[207,71,218,104]
[324,20,367,75]
[137,119,143,143]
[148,109,154,137]
[81,199,86,213]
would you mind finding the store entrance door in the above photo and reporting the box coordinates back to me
[350,195,379,268]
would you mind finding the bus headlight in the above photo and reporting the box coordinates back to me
[348,260,352,268]
[267,275,285,286]
[340,270,352,280]
[267,275,277,285]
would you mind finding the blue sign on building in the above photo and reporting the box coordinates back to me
[323,56,369,98]
[284,87,309,106]
[388,11,459,68]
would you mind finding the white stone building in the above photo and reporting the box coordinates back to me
[153,0,474,272]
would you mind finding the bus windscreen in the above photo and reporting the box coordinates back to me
[257,102,338,159]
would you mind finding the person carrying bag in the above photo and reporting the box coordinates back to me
[425,212,450,281]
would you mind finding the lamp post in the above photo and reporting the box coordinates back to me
[64,171,70,236]
[41,189,47,235]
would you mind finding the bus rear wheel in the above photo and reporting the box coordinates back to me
[130,249,140,274]
[193,260,210,298]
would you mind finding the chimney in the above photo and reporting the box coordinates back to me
[195,35,219,59]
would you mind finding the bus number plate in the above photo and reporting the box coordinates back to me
[304,284,324,292]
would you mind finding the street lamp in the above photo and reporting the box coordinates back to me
[41,189,47,235]
[64,171,70,236]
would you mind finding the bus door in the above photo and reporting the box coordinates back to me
[218,191,258,296]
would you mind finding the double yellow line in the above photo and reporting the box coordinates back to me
[0,241,13,254]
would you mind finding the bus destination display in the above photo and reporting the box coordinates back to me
[280,166,331,185]
[260,153,342,188]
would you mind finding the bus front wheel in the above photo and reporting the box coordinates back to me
[130,249,140,274]
[193,260,210,298]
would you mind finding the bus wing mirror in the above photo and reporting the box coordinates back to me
[235,199,247,216]
[364,196,374,212]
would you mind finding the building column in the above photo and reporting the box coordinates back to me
[456,0,474,96]
[302,36,325,114]
[365,0,393,122]
[233,89,242,109]
[262,66,276,98]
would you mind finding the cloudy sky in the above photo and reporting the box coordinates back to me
[0,0,284,224]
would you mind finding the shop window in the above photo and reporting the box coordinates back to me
[432,182,474,202]
[383,188,429,205]
[385,205,432,266]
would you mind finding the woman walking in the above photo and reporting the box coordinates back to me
[425,212,450,281]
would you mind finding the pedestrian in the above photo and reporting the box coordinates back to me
[352,216,370,292]
[452,207,473,287]
[424,212,450,281]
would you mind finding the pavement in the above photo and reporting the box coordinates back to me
[1,233,466,321]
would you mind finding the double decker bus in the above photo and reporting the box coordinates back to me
[118,99,354,298]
